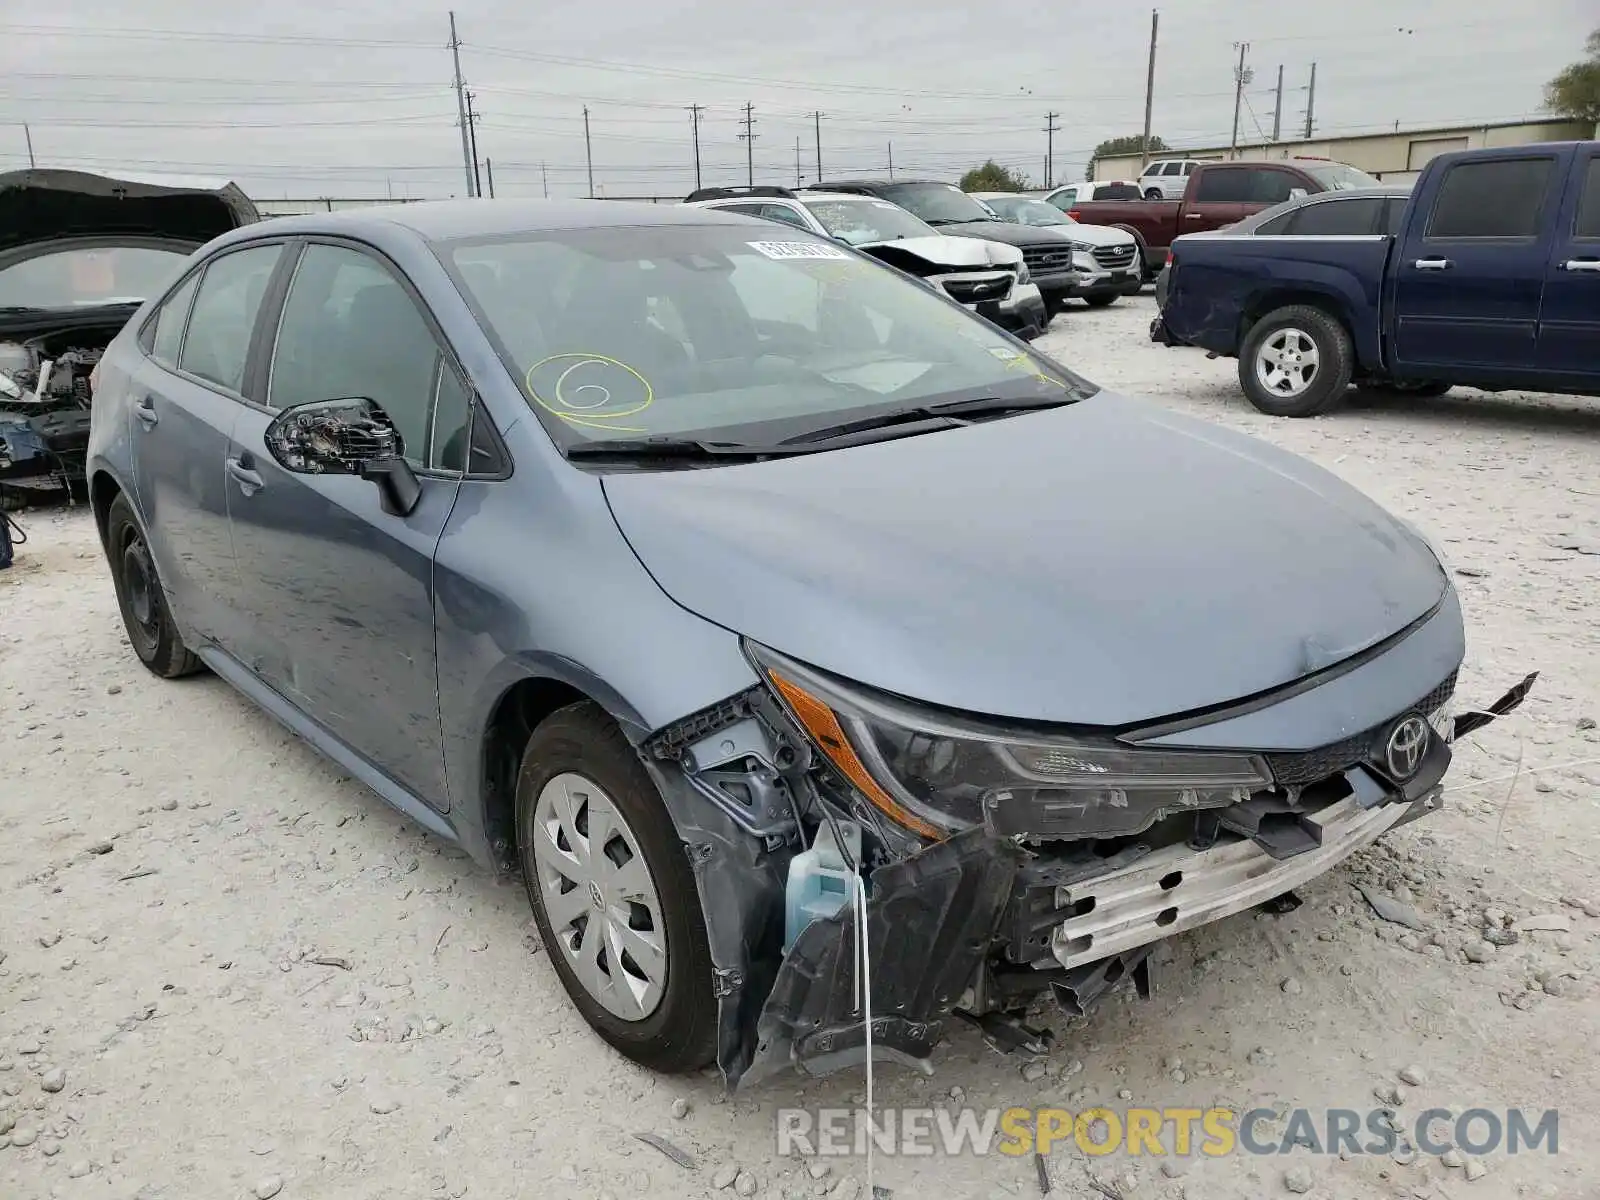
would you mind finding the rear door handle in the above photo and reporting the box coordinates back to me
[226,455,263,495]
[1561,259,1600,273]
[134,396,158,427]
[1413,258,1453,271]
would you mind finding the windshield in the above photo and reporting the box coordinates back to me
[981,196,1074,227]
[805,198,934,245]
[0,244,190,309]
[874,183,996,226]
[443,224,1091,448]
[1303,163,1381,191]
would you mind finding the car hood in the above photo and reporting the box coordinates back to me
[856,235,1021,274]
[0,168,258,259]
[928,220,1074,248]
[1056,221,1138,248]
[602,394,1448,727]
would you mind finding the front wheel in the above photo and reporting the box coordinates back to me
[1083,294,1119,309]
[516,701,717,1073]
[1237,305,1355,417]
[1144,188,1164,200]
[105,492,202,678]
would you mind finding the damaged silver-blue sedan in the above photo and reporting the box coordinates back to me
[84,199,1534,1087]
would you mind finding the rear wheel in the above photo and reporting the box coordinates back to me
[1238,305,1355,418]
[1083,294,1120,309]
[1144,187,1163,200]
[105,493,202,678]
[515,702,716,1073]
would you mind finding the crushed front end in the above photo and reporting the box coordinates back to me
[643,639,1534,1091]
[0,322,119,498]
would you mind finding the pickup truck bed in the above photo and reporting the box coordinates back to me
[1064,158,1379,275]
[1154,141,1600,416]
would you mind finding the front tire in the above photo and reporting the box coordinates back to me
[105,493,202,678]
[1083,294,1119,309]
[515,702,716,1073]
[1144,188,1164,200]
[1238,305,1355,417]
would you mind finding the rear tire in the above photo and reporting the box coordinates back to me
[1238,305,1355,418]
[105,493,202,678]
[1083,294,1119,309]
[515,701,717,1074]
[1144,188,1164,200]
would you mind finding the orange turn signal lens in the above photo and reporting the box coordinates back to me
[766,668,946,841]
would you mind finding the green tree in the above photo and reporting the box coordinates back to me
[959,160,1031,192]
[1087,134,1171,179]
[1545,27,1600,123]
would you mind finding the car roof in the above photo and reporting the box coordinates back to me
[242,198,756,244]
[699,191,882,205]
[811,179,948,190]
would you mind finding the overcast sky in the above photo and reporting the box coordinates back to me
[0,0,1594,201]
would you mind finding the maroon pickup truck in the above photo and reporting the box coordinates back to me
[1057,158,1379,277]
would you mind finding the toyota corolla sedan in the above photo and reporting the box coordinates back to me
[86,200,1532,1088]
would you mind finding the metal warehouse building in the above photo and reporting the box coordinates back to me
[1092,117,1599,186]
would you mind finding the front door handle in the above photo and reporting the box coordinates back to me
[134,396,158,427]
[1561,259,1600,273]
[226,455,263,496]
[1413,257,1453,271]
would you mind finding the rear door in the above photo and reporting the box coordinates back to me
[1181,165,1303,233]
[222,239,468,809]
[126,242,286,648]
[1391,151,1563,374]
[1536,147,1600,386]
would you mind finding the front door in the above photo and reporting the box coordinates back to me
[1536,147,1600,387]
[1392,152,1562,374]
[223,241,473,809]
[128,243,284,646]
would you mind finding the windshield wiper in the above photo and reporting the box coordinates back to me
[565,436,807,462]
[923,393,1078,418]
[777,394,1076,450]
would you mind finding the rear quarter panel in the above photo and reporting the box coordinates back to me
[1065,200,1178,256]
[1163,234,1392,367]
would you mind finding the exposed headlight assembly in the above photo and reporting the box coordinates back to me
[1014,261,1031,285]
[1068,241,1095,255]
[748,643,1271,842]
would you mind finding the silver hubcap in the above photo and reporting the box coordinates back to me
[1256,327,1321,398]
[531,773,667,1021]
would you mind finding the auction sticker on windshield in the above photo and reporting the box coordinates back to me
[747,241,851,260]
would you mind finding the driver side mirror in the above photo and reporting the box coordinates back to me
[1288,187,1308,201]
[264,397,422,518]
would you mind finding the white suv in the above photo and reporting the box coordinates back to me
[1137,159,1202,200]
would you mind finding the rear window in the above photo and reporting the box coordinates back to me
[1193,167,1300,205]
[1284,197,1383,235]
[1575,156,1600,240]
[1426,157,1555,239]
[1300,163,1381,191]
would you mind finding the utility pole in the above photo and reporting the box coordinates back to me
[887,142,894,180]
[1043,111,1060,188]
[465,90,483,199]
[737,102,757,187]
[795,137,803,187]
[541,161,549,199]
[23,123,35,168]
[583,105,594,198]
[485,157,496,199]
[447,12,475,197]
[1141,9,1159,167]
[811,111,823,182]
[1229,42,1252,158]
[686,104,704,190]
[1304,62,1318,139]
[1272,65,1284,141]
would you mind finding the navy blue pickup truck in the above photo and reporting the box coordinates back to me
[1152,141,1600,416]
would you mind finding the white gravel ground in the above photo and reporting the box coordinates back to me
[2,293,1598,1200]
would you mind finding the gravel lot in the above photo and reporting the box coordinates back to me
[2,293,1598,1200]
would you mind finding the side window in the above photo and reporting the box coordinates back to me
[1162,162,1184,176]
[1255,211,1295,235]
[1182,162,1197,176]
[1381,198,1409,236]
[759,204,811,230]
[1284,198,1382,235]
[1193,169,1250,203]
[149,272,200,367]
[1248,170,1298,204]
[1426,157,1555,239]
[1574,157,1600,240]
[429,364,473,474]
[178,245,282,392]
[720,203,766,217]
[268,244,442,468]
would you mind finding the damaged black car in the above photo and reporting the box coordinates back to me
[0,169,256,499]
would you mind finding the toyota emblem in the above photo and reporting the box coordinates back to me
[1384,715,1430,780]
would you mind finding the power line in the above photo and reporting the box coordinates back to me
[1043,111,1060,189]
[686,104,704,189]
[448,11,474,197]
